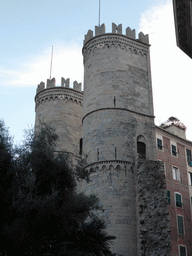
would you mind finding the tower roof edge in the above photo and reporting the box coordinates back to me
[83,23,150,45]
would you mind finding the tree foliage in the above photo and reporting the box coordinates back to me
[0,120,116,256]
[0,120,15,255]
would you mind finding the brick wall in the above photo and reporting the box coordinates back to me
[156,127,192,256]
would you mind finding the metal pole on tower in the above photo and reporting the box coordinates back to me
[50,46,53,80]
[99,0,101,27]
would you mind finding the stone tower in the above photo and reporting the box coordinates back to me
[35,77,83,158]
[82,23,157,255]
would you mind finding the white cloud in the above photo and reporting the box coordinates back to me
[0,42,84,88]
[139,0,192,140]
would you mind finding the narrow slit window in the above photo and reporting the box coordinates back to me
[97,148,99,161]
[114,96,116,107]
[79,138,83,155]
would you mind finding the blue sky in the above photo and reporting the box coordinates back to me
[1,0,192,144]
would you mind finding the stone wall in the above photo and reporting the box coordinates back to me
[82,27,157,165]
[79,160,137,256]
[82,24,158,256]
[83,110,156,163]
[82,34,153,118]
[35,80,83,157]
[135,159,171,256]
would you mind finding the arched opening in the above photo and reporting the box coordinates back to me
[137,135,146,159]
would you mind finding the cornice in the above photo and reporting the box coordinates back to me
[82,34,149,63]
[35,87,83,109]
[83,107,155,123]
[155,125,192,146]
[85,160,134,172]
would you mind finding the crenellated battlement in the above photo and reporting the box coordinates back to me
[36,77,82,94]
[84,23,149,45]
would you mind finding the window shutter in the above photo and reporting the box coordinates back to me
[172,145,177,156]
[177,168,180,181]
[167,190,171,204]
[179,245,186,256]
[177,215,184,235]
[187,149,191,162]
[173,167,176,180]
[189,173,192,186]
[175,193,182,207]
[157,138,162,149]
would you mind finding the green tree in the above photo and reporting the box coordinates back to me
[1,122,116,256]
[0,120,15,256]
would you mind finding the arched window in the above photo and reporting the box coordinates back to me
[137,135,146,159]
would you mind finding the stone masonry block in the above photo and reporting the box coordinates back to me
[95,23,106,36]
[126,27,136,39]
[138,32,149,44]
[36,81,45,93]
[112,23,122,34]
[84,29,93,44]
[47,78,55,88]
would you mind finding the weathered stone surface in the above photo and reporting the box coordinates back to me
[112,23,122,34]
[82,32,157,165]
[36,81,45,94]
[35,86,83,157]
[47,77,55,88]
[138,32,149,44]
[126,27,136,39]
[34,24,169,256]
[82,26,157,256]
[78,161,137,256]
[135,160,171,256]
[95,23,106,36]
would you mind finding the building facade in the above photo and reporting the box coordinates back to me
[156,121,192,256]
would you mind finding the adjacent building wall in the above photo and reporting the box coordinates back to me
[156,126,192,256]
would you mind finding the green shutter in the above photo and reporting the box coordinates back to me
[187,149,191,162]
[167,190,171,204]
[175,193,182,207]
[157,138,162,150]
[177,215,184,235]
[172,145,177,156]
[179,245,186,256]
